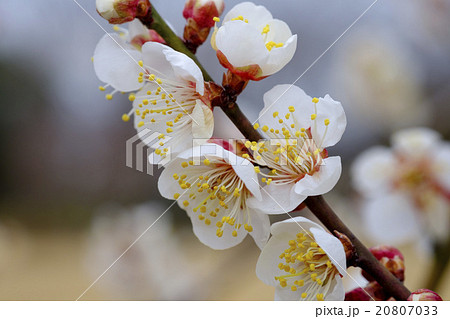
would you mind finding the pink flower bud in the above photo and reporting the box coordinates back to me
[345,282,387,301]
[362,245,405,282]
[96,0,151,24]
[407,289,443,301]
[130,29,166,48]
[183,0,225,28]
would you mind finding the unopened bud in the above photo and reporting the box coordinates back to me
[130,29,166,48]
[407,289,443,301]
[96,0,151,24]
[183,0,225,28]
[345,282,387,301]
[363,245,405,282]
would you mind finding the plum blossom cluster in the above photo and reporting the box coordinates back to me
[352,127,450,246]
[92,0,442,302]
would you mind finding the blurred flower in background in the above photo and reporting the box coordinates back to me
[85,202,207,300]
[351,127,450,246]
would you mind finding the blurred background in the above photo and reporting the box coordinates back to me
[0,0,449,300]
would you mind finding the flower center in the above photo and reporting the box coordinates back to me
[248,98,329,186]
[172,158,254,237]
[275,231,339,301]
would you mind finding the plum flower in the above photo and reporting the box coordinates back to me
[158,142,270,250]
[93,29,214,156]
[247,84,346,214]
[211,2,297,81]
[256,217,346,301]
[351,127,450,245]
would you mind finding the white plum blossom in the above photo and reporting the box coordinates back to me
[247,85,346,214]
[256,217,347,301]
[158,142,270,250]
[352,127,450,245]
[93,29,214,156]
[211,2,297,81]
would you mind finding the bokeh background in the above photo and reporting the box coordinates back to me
[0,0,449,300]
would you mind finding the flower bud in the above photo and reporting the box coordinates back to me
[130,29,166,48]
[362,245,405,282]
[407,289,443,301]
[183,0,225,28]
[96,0,151,24]
[345,282,387,301]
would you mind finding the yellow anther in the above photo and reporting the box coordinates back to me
[317,294,324,301]
[213,17,220,22]
[272,111,279,118]
[202,183,209,189]
[181,162,189,168]
[262,24,270,34]
[291,286,297,291]
[205,219,211,225]
[288,106,295,112]
[105,94,113,100]
[324,118,330,126]
[128,94,135,102]
[183,200,189,207]
[138,60,144,67]
[198,215,205,220]
[232,230,238,237]
[138,121,144,127]
[216,229,223,237]
[310,264,316,271]
[166,128,173,133]
[203,159,211,165]
[311,114,317,120]
[301,293,307,299]
[173,193,180,199]
[262,125,268,132]
[98,86,105,91]
[156,78,162,84]
[142,99,149,105]
[312,97,319,103]
[121,114,130,122]
[254,166,260,173]
[253,123,260,129]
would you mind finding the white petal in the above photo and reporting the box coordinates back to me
[423,194,450,242]
[311,94,347,148]
[191,101,214,139]
[391,127,441,158]
[162,46,205,95]
[247,182,306,214]
[259,84,313,132]
[230,157,262,201]
[294,156,342,196]
[274,286,299,301]
[362,193,422,245]
[310,227,346,276]
[141,42,177,79]
[93,33,143,91]
[324,275,345,301]
[351,146,395,197]
[262,35,297,76]
[248,211,271,250]
[127,19,148,42]
[433,142,450,191]
[264,19,293,43]
[270,216,323,239]
[215,21,268,69]
[256,235,288,286]
[157,158,185,200]
[188,209,247,250]
[223,2,273,29]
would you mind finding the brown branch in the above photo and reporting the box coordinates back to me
[141,3,412,301]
